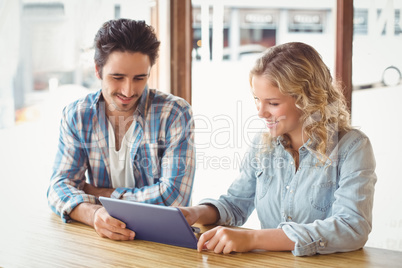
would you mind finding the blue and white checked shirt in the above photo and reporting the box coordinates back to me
[47,87,196,223]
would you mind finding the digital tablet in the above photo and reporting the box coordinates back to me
[99,197,199,249]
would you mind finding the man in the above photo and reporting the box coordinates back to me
[47,19,195,241]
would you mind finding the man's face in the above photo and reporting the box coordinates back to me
[96,51,151,116]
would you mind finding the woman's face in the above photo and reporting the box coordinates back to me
[252,75,303,140]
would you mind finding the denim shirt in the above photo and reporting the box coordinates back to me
[200,129,376,256]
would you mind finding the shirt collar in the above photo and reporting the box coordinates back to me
[135,85,149,118]
[91,89,103,109]
[276,135,316,151]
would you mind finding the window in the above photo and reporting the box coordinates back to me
[352,0,402,252]
[191,0,336,229]
[288,10,326,33]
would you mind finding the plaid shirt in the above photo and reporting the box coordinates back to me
[47,87,195,223]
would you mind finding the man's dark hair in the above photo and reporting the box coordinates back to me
[94,18,160,78]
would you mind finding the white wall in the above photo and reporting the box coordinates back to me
[352,86,402,252]
[0,0,19,128]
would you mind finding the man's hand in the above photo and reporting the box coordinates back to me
[93,207,135,241]
[197,226,255,254]
[70,203,135,241]
[83,183,115,198]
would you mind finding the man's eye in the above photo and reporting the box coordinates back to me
[113,77,123,80]
[269,103,279,106]
[134,77,144,81]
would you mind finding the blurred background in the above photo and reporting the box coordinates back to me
[0,0,401,252]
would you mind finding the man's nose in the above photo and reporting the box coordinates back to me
[121,80,135,97]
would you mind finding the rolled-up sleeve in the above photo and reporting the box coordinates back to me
[47,106,97,223]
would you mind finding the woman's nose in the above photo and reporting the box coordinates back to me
[257,104,270,119]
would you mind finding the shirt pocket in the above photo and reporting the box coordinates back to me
[309,180,336,212]
[137,143,161,180]
[256,170,273,200]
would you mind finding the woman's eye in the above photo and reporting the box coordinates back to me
[269,103,279,106]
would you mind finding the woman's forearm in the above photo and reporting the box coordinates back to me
[195,204,220,225]
[250,228,295,251]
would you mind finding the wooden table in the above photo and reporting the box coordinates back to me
[1,202,402,268]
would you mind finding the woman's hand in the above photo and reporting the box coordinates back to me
[197,226,256,254]
[179,205,220,226]
[179,206,200,226]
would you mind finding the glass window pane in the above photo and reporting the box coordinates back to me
[191,0,337,229]
[0,1,153,208]
[352,0,402,252]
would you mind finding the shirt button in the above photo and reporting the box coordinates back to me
[290,162,294,165]
[286,186,290,190]
[290,190,294,193]
[287,216,292,220]
[319,242,325,247]
[301,147,306,151]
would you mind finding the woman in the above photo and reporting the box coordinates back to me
[181,42,376,256]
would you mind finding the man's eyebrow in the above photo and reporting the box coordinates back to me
[109,73,149,77]
[134,74,149,78]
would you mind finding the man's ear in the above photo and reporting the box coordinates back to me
[95,64,101,79]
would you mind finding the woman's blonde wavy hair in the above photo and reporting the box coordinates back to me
[249,42,351,164]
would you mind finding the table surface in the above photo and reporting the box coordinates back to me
[1,203,402,268]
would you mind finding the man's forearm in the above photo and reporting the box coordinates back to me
[84,183,115,198]
[70,203,102,227]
